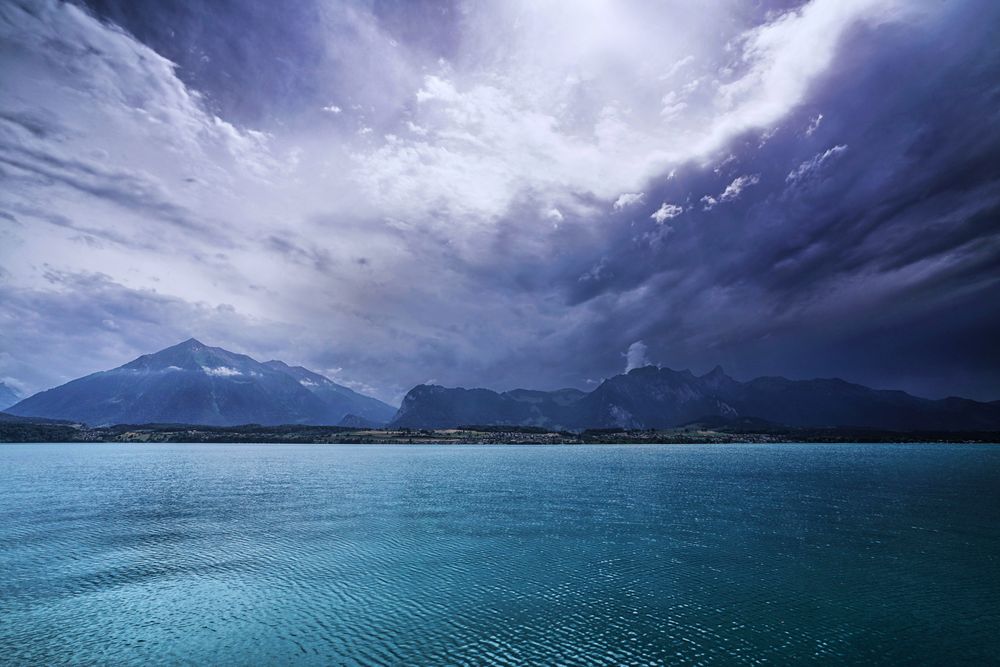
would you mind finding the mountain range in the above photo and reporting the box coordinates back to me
[6,339,396,427]
[391,365,1000,432]
[6,340,1000,431]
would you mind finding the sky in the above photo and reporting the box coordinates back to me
[1,0,999,405]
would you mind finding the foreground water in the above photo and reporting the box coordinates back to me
[1,443,998,665]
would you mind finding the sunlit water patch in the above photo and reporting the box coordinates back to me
[1,443,998,665]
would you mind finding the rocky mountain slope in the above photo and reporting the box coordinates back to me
[390,366,1000,431]
[7,339,396,427]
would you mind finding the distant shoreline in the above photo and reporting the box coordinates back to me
[2,421,998,445]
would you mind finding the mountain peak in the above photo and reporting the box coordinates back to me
[11,340,396,426]
[699,364,737,391]
[625,365,660,376]
[159,337,216,357]
[388,364,1000,432]
[701,365,729,379]
[151,337,208,357]
[121,338,250,373]
[624,365,700,380]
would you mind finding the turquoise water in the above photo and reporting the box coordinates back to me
[1,444,998,665]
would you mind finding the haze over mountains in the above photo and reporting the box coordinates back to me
[5,339,1000,432]
[6,339,395,427]
[0,382,22,411]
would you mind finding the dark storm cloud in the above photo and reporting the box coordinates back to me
[528,2,1000,399]
[2,0,998,403]
[73,0,329,123]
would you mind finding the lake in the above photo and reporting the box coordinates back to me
[1,443,998,665]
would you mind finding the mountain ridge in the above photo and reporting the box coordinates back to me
[9,344,1000,431]
[7,339,395,427]
[262,360,396,424]
[389,365,1000,431]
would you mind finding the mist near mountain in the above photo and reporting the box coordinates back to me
[262,360,396,425]
[0,382,21,411]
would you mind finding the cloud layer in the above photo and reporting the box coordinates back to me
[1,0,999,403]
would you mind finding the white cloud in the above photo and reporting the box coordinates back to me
[660,91,688,118]
[405,121,428,136]
[416,75,461,103]
[0,376,28,394]
[651,203,684,223]
[201,366,242,377]
[323,105,342,114]
[0,1,279,247]
[352,0,903,227]
[579,258,610,284]
[806,113,824,135]
[700,174,760,211]
[707,0,903,151]
[713,154,736,174]
[1,1,275,180]
[720,174,761,202]
[661,55,695,80]
[786,144,848,182]
[613,192,645,211]
[625,340,649,372]
[355,77,660,224]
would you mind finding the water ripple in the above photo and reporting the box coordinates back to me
[1,443,999,665]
